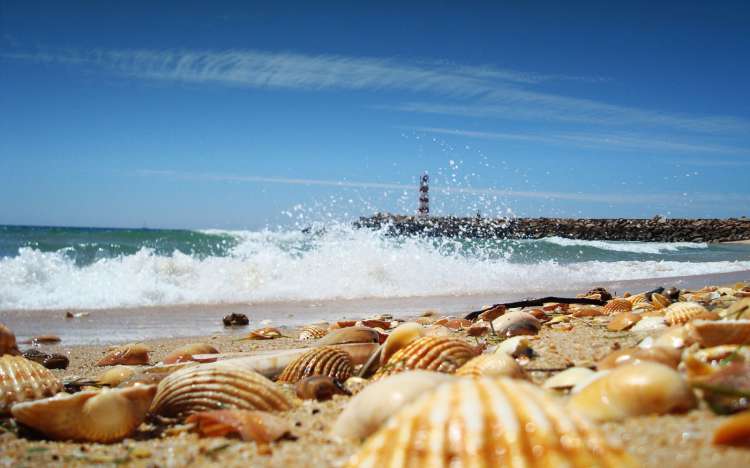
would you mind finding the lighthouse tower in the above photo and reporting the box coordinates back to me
[417,173,429,217]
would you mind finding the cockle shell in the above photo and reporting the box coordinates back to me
[0,355,63,413]
[186,409,290,444]
[596,346,682,370]
[163,343,219,365]
[277,346,353,384]
[664,302,717,326]
[491,311,541,337]
[543,367,596,391]
[627,294,647,305]
[0,323,20,356]
[607,312,642,331]
[346,377,638,467]
[455,353,525,379]
[150,366,293,418]
[332,371,455,440]
[96,343,150,366]
[651,293,671,309]
[242,327,285,340]
[318,326,380,346]
[11,385,156,443]
[713,410,750,446]
[380,323,425,366]
[686,319,750,347]
[568,362,696,422]
[295,375,350,401]
[603,298,633,314]
[374,336,478,378]
[299,325,328,340]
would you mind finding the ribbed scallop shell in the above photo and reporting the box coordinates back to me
[627,294,647,305]
[455,353,525,379]
[10,385,156,443]
[346,377,637,468]
[603,299,633,314]
[0,323,20,356]
[1,355,63,414]
[299,325,328,341]
[374,336,478,379]
[277,346,353,384]
[664,302,713,326]
[651,293,671,309]
[150,366,293,418]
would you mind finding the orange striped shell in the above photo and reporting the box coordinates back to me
[0,323,20,357]
[0,355,63,414]
[346,377,638,468]
[299,325,328,341]
[374,336,478,379]
[664,302,716,326]
[651,293,671,309]
[603,299,633,314]
[627,294,647,306]
[277,346,353,384]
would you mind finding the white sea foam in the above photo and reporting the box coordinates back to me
[0,226,747,310]
[541,236,708,254]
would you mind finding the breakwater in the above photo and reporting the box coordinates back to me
[355,214,750,242]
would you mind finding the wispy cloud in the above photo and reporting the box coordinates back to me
[5,48,750,135]
[136,169,750,205]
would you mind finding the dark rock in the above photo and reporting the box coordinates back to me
[222,313,249,327]
[22,348,69,369]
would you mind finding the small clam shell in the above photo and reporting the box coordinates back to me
[332,371,455,440]
[720,298,750,319]
[495,336,533,358]
[380,323,425,366]
[277,346,353,384]
[150,366,293,418]
[97,366,137,387]
[242,327,285,340]
[543,367,596,391]
[477,304,505,322]
[629,316,666,332]
[11,385,157,442]
[607,312,641,331]
[603,298,633,314]
[568,362,696,422]
[713,410,750,446]
[374,336,478,378]
[596,346,682,370]
[346,377,637,467]
[96,343,150,366]
[0,323,20,356]
[1,355,63,414]
[299,325,328,340]
[491,311,541,337]
[455,353,525,379]
[318,326,380,346]
[466,322,490,337]
[686,319,750,347]
[664,302,716,326]
[186,409,290,444]
[651,292,671,309]
[295,375,350,401]
[641,325,691,349]
[163,343,219,365]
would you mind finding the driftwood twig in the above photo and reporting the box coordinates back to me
[464,296,606,321]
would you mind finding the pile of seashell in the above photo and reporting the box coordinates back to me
[2,282,750,465]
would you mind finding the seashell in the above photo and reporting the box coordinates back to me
[607,312,642,331]
[686,319,750,347]
[150,366,293,418]
[343,376,368,395]
[11,385,156,443]
[495,335,534,358]
[357,319,392,329]
[241,327,285,340]
[627,294,647,305]
[163,343,219,365]
[30,335,61,345]
[491,311,541,337]
[346,377,637,467]
[96,343,150,366]
[691,362,750,414]
[455,353,525,379]
[222,313,249,326]
[434,317,471,330]
[299,325,328,340]
[186,409,290,444]
[466,322,490,337]
[0,355,63,413]
[97,366,138,387]
[277,346,353,384]
[713,410,750,446]
[632,302,656,313]
[477,304,506,323]
[664,302,716,326]
[374,336,478,378]
[651,292,671,309]
[663,287,681,301]
[582,286,613,301]
[603,298,633,314]
[0,323,20,356]
[318,326,380,346]
[295,375,350,401]
[572,306,605,317]
[543,367,596,391]
[693,345,750,364]
[414,316,435,326]
[332,371,455,440]
[629,316,666,332]
[596,346,682,370]
[641,325,691,349]
[380,323,425,366]
[329,320,357,329]
[720,298,750,319]
[568,362,696,422]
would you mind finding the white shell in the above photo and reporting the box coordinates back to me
[629,316,666,332]
[543,367,596,391]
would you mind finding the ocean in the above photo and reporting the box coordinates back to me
[2,224,750,311]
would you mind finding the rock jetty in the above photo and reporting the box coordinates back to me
[355,214,750,243]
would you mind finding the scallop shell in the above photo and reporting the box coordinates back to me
[299,325,328,341]
[596,346,682,370]
[242,327,285,340]
[568,362,696,422]
[686,319,750,347]
[1,355,63,414]
[346,377,638,467]
[163,343,219,365]
[543,367,596,391]
[0,323,20,356]
[332,371,455,440]
[276,346,353,384]
[11,385,156,442]
[96,343,150,366]
[603,298,633,314]
[380,323,425,366]
[318,326,380,346]
[374,336,478,379]
[607,312,642,331]
[651,292,671,309]
[150,366,293,418]
[627,294,647,305]
[664,302,716,326]
[186,409,290,444]
[490,311,541,337]
[455,353,525,379]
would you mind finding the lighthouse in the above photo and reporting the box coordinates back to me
[417,173,429,217]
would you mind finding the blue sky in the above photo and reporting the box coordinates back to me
[1,1,749,229]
